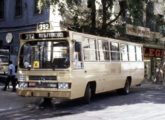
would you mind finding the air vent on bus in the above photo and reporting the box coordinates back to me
[29,76,57,81]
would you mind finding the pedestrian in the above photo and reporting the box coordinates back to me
[3,61,16,92]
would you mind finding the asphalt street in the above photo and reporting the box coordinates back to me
[0,82,165,120]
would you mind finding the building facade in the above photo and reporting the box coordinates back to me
[0,0,52,65]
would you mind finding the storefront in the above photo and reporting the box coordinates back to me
[143,47,163,80]
[124,24,164,81]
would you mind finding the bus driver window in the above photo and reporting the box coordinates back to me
[73,42,83,68]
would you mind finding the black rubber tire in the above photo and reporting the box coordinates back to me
[117,80,130,95]
[84,84,92,104]
[123,80,130,95]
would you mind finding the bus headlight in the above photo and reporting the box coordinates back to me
[19,74,26,81]
[19,82,28,88]
[58,83,70,89]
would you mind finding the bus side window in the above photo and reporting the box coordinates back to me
[128,45,136,61]
[73,42,83,68]
[120,44,128,61]
[136,46,142,61]
[111,42,120,61]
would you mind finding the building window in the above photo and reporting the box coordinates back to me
[15,0,23,17]
[0,0,4,19]
[34,0,42,14]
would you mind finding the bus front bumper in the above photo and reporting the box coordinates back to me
[18,89,71,99]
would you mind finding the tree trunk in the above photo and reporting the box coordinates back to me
[101,0,107,33]
[88,0,96,34]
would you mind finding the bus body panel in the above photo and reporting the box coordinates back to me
[70,61,144,99]
[18,70,72,99]
[18,29,144,100]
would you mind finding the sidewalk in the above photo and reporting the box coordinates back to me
[139,81,165,89]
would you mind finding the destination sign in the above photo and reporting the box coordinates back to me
[20,32,69,40]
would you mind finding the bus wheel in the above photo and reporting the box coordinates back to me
[84,84,92,104]
[123,80,130,95]
[117,80,130,95]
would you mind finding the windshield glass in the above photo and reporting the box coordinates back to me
[19,40,70,69]
[0,56,9,62]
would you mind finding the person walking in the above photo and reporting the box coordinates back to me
[3,61,16,92]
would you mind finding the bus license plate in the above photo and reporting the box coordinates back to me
[29,82,36,87]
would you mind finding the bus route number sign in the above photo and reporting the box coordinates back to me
[38,23,50,31]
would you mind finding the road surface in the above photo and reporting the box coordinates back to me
[0,83,165,120]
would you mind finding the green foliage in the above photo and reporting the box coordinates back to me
[37,0,165,37]
[125,0,144,26]
[37,0,59,10]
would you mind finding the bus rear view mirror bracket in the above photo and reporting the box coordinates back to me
[27,65,31,71]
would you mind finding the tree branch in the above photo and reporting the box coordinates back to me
[107,9,123,26]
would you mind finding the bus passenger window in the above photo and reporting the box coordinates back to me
[98,40,110,61]
[120,44,128,61]
[136,46,142,61]
[128,45,136,61]
[83,38,96,61]
[111,42,120,61]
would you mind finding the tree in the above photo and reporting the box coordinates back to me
[99,0,126,36]
[88,0,96,34]
[36,0,160,37]
[101,0,113,35]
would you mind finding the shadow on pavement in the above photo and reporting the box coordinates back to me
[1,83,165,120]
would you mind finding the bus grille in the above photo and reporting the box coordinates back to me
[29,76,57,81]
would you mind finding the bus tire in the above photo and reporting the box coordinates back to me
[84,84,92,104]
[117,80,130,95]
[123,80,131,95]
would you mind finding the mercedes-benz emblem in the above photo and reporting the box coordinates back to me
[40,77,45,81]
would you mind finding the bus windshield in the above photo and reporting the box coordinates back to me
[0,56,9,62]
[19,40,70,69]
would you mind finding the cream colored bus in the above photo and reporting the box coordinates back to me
[18,23,144,103]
